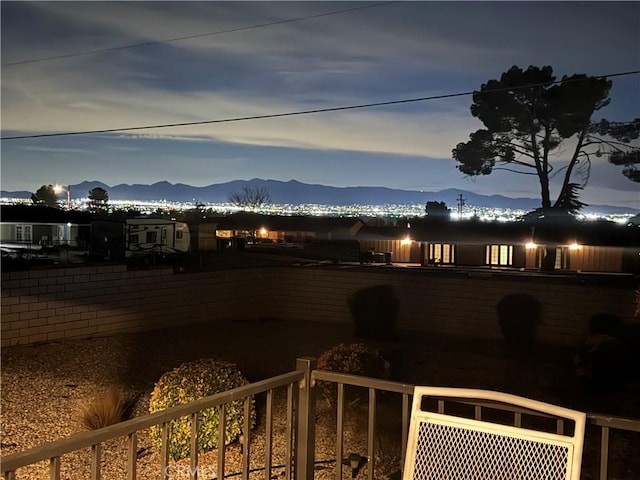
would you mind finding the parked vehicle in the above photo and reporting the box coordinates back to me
[90,218,191,261]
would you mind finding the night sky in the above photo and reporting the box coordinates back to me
[1,1,639,208]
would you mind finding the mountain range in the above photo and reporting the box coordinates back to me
[2,179,637,214]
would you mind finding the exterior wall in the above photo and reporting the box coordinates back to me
[456,244,485,267]
[2,264,636,348]
[359,240,418,263]
[194,224,218,252]
[360,241,631,273]
[569,246,623,273]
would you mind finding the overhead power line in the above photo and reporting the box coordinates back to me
[2,2,397,67]
[2,70,638,142]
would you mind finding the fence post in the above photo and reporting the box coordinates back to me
[296,357,317,480]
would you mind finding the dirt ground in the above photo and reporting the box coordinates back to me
[2,318,639,479]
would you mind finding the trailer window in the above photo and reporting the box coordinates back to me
[146,231,158,243]
[16,225,33,242]
[176,230,184,239]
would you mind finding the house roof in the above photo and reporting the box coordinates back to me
[357,218,639,247]
[0,205,93,225]
[210,212,364,235]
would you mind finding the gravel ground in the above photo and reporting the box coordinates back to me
[2,319,639,479]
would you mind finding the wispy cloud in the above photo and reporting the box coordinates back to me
[2,1,638,207]
[115,133,215,142]
[17,145,96,155]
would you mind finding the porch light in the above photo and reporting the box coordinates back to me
[259,227,268,236]
[525,242,536,249]
[401,236,412,245]
[569,242,581,251]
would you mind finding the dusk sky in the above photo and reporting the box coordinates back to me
[1,1,639,208]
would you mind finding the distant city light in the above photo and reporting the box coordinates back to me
[0,196,635,224]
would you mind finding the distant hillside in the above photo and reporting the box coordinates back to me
[2,179,637,214]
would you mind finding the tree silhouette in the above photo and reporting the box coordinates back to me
[425,201,450,218]
[591,118,640,182]
[30,184,59,207]
[453,65,639,211]
[88,187,109,212]
[229,186,271,209]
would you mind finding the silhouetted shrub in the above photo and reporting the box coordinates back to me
[496,293,541,358]
[79,385,136,430]
[575,313,634,391]
[348,285,399,340]
[574,334,631,391]
[317,343,390,404]
[149,359,255,461]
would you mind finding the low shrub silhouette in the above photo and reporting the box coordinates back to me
[348,285,399,340]
[496,293,541,358]
[149,359,255,461]
[79,385,136,430]
[575,313,633,391]
[317,343,390,405]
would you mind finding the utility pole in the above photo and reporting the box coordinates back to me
[457,194,466,217]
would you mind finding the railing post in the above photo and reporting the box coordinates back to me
[296,357,317,480]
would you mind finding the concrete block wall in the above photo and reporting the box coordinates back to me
[2,264,637,347]
[267,266,638,345]
[1,265,270,347]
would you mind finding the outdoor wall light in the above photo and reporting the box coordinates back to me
[525,242,537,249]
[401,236,412,245]
[569,242,581,251]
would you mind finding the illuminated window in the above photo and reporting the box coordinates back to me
[16,225,32,242]
[428,243,455,264]
[486,245,513,266]
[555,247,568,269]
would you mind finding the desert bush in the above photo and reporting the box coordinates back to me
[317,343,390,404]
[149,359,255,461]
[79,385,136,430]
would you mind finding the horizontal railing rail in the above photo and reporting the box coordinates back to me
[1,370,304,479]
[2,360,639,480]
[308,369,640,480]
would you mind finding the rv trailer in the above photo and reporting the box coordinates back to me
[91,218,190,260]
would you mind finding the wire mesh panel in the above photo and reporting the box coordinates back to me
[403,387,586,480]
